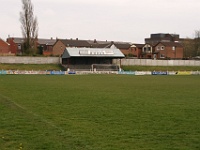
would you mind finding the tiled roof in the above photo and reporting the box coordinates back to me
[60,39,91,47]
[132,44,145,48]
[157,42,183,47]
[87,40,111,48]
[37,39,56,45]
[8,37,56,45]
[106,42,131,49]
[12,37,24,44]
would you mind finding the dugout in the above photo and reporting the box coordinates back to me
[62,47,125,71]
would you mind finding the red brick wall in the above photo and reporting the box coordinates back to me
[52,40,66,56]
[120,47,142,58]
[164,47,183,59]
[7,38,18,54]
[43,45,54,56]
[0,39,10,54]
[120,48,130,56]
[132,47,142,58]
[174,47,183,58]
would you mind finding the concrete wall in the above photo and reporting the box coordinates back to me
[113,59,200,66]
[0,56,61,64]
[1,56,200,66]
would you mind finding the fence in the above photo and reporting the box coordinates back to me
[113,59,200,66]
[0,56,61,64]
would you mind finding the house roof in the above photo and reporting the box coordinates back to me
[0,38,10,45]
[155,42,183,47]
[37,39,56,45]
[87,40,111,48]
[131,44,145,48]
[60,39,92,47]
[62,47,125,58]
[10,37,24,44]
[93,43,111,48]
[7,37,56,45]
[106,42,131,49]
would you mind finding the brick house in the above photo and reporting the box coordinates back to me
[52,39,92,56]
[142,44,154,58]
[38,38,56,55]
[7,37,24,54]
[130,44,144,58]
[7,37,56,55]
[105,42,132,57]
[154,42,183,59]
[0,38,11,55]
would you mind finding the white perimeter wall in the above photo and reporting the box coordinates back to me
[113,59,200,66]
[0,56,61,64]
[1,57,200,66]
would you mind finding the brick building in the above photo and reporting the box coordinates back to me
[144,33,184,59]
[6,37,24,54]
[142,44,154,58]
[105,42,132,57]
[0,38,10,55]
[154,42,183,59]
[130,44,144,58]
[38,38,56,55]
[7,37,56,55]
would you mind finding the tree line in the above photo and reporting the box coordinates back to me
[183,30,200,58]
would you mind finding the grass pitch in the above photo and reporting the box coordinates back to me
[0,75,200,150]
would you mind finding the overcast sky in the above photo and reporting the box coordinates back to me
[1,0,200,43]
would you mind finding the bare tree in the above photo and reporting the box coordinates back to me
[182,38,194,58]
[20,0,38,54]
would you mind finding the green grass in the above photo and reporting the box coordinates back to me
[122,65,200,71]
[0,75,200,149]
[0,64,65,71]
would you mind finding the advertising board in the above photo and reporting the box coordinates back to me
[152,71,168,75]
[0,70,6,75]
[118,71,135,75]
[177,71,192,75]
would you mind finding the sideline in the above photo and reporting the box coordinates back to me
[0,93,68,136]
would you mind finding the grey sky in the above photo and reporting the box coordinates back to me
[1,0,200,43]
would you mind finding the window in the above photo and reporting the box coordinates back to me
[172,46,175,50]
[160,54,165,58]
[161,46,164,50]
[157,46,160,50]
